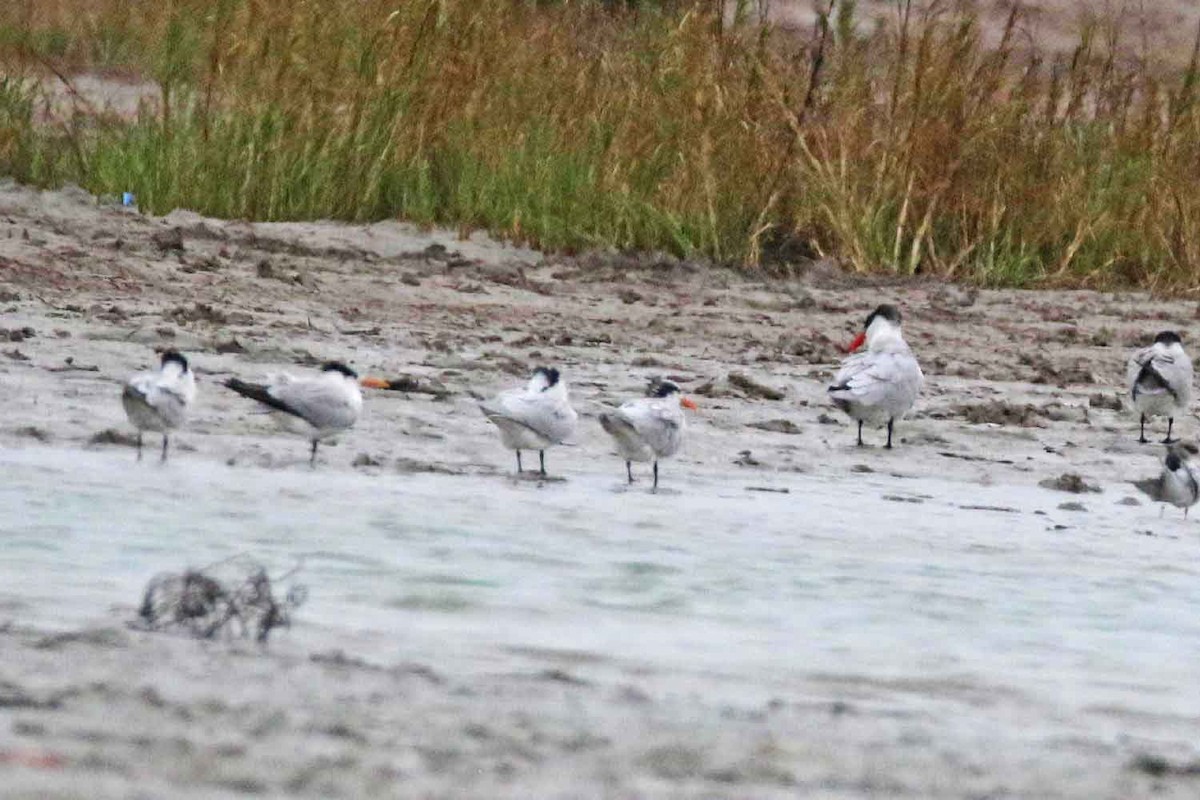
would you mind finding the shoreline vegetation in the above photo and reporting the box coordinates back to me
[1,0,1199,289]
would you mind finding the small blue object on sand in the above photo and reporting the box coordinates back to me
[122,192,136,207]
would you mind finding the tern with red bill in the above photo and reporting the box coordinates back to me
[122,349,196,462]
[599,379,697,489]
[224,362,371,465]
[480,366,578,476]
[1126,331,1192,444]
[827,304,924,448]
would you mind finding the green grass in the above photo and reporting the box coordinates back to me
[2,0,1200,289]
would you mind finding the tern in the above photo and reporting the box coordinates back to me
[1134,443,1200,518]
[224,362,381,465]
[480,366,578,475]
[122,349,196,461]
[827,304,924,448]
[1127,331,1192,444]
[599,379,697,489]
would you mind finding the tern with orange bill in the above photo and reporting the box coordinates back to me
[224,362,383,465]
[827,304,924,448]
[122,349,197,462]
[480,366,579,476]
[599,379,697,489]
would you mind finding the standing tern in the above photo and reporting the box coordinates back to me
[224,362,382,465]
[827,304,924,448]
[122,349,196,461]
[480,366,578,476]
[1134,443,1200,518]
[1126,331,1192,444]
[599,380,697,489]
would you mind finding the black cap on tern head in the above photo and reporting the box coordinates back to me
[532,366,560,389]
[652,380,682,398]
[321,361,358,379]
[1166,452,1183,472]
[160,350,189,372]
[864,304,902,330]
[1154,331,1183,346]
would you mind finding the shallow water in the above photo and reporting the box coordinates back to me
[4,444,1199,732]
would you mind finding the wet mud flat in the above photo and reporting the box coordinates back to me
[2,184,1200,797]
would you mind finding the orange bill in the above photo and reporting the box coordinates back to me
[681,397,698,410]
[360,376,391,389]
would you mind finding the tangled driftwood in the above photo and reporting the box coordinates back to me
[136,557,306,643]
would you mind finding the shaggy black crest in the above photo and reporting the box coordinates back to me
[321,361,358,379]
[864,303,902,330]
[1166,452,1183,472]
[533,366,560,389]
[652,380,682,398]
[1154,331,1183,346]
[160,350,189,372]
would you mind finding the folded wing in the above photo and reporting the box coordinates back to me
[126,372,191,427]
[481,390,577,444]
[1128,348,1192,400]
[829,351,923,409]
[611,399,682,457]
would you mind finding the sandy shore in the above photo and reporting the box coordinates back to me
[2,182,1199,797]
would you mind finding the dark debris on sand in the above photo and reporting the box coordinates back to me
[135,557,306,643]
[1039,473,1102,494]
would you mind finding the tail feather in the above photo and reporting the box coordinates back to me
[224,378,303,419]
[1133,363,1172,399]
[599,411,639,440]
[122,383,148,403]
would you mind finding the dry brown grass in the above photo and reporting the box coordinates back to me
[2,0,1199,289]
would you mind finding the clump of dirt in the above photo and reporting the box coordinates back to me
[778,331,843,364]
[952,401,1047,427]
[136,557,306,643]
[1089,393,1124,411]
[1128,754,1200,777]
[747,419,802,435]
[169,302,229,325]
[727,372,785,401]
[151,226,185,252]
[1020,352,1097,386]
[88,429,139,448]
[1039,473,1102,494]
[3,326,36,341]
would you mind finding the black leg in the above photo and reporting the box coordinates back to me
[653,460,659,490]
[626,460,633,484]
[309,439,319,467]
[856,420,864,447]
[136,432,143,462]
[1139,414,1148,444]
[516,450,523,474]
[539,450,546,476]
[1163,418,1177,444]
[886,419,894,449]
[161,434,169,463]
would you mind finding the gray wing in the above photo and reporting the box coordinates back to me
[127,372,192,427]
[270,378,359,430]
[1129,347,1193,400]
[1126,346,1154,392]
[615,398,683,455]
[481,390,577,444]
[828,350,923,409]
